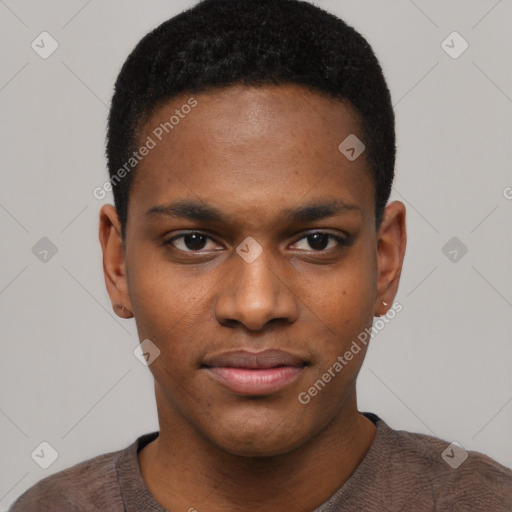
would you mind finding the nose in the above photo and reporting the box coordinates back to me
[214,248,299,331]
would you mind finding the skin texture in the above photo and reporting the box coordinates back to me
[99,84,406,511]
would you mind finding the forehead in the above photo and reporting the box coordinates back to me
[140,84,364,156]
[129,84,374,227]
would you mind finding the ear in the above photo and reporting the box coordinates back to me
[99,205,133,318]
[374,201,407,316]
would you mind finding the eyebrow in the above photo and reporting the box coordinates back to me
[282,200,362,223]
[144,199,362,223]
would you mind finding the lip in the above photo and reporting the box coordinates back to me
[202,349,307,395]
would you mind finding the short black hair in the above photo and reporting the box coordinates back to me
[106,0,395,239]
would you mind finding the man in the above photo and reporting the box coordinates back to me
[10,0,512,510]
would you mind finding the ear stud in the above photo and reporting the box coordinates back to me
[377,300,389,317]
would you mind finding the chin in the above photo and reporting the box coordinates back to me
[206,412,312,458]
[219,434,303,458]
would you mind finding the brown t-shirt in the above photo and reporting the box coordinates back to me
[8,413,512,511]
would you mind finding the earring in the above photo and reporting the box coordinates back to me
[377,300,389,317]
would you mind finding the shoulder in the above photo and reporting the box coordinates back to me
[380,420,512,510]
[8,446,126,512]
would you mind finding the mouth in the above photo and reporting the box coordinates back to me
[201,349,307,396]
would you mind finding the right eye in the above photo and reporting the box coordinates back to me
[163,232,222,253]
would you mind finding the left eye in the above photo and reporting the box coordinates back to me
[291,232,348,251]
[166,232,220,252]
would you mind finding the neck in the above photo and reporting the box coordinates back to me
[139,388,376,512]
[139,390,376,511]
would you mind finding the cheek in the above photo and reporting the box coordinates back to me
[127,255,183,345]
[127,252,217,373]
[301,261,375,403]
[309,252,376,334]
[129,243,192,320]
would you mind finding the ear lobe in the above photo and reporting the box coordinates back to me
[99,205,133,318]
[375,201,407,315]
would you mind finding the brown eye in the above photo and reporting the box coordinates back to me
[305,233,330,250]
[291,232,351,252]
[165,232,219,252]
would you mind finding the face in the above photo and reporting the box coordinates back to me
[100,84,406,457]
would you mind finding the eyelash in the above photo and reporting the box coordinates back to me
[163,231,352,254]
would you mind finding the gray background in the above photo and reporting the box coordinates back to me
[1,0,511,508]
